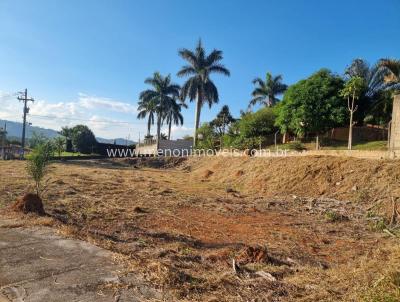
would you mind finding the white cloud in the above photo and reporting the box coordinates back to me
[78,93,137,114]
[0,90,194,140]
[0,91,140,139]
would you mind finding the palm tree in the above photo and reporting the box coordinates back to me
[53,136,65,157]
[345,59,384,98]
[138,72,180,142]
[248,72,287,109]
[164,98,186,140]
[379,58,400,91]
[345,58,400,124]
[177,39,230,146]
[137,99,157,137]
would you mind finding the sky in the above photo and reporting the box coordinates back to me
[0,0,399,140]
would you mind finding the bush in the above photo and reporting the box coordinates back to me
[196,123,218,150]
[223,107,277,150]
[286,141,306,151]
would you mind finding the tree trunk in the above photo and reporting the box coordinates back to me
[282,132,287,144]
[156,115,161,143]
[348,96,355,150]
[267,95,273,107]
[168,119,172,140]
[193,92,202,147]
[147,117,151,137]
[348,111,353,150]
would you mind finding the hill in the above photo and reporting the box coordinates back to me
[0,119,135,145]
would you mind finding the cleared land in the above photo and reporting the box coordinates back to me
[1,156,400,301]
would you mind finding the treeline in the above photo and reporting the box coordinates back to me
[29,124,132,156]
[197,58,400,150]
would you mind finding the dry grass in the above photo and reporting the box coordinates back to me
[0,157,400,301]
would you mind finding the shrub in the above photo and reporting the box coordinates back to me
[286,141,306,151]
[223,107,277,150]
[26,142,53,196]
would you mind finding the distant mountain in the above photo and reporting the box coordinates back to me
[96,137,136,145]
[0,120,136,145]
[0,119,59,139]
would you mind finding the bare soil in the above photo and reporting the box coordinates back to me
[12,193,45,215]
[0,156,400,301]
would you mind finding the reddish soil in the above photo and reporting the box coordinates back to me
[1,156,399,301]
[12,193,45,215]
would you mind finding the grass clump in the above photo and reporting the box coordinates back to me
[325,210,348,222]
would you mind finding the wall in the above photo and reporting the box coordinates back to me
[136,139,193,156]
[324,126,388,142]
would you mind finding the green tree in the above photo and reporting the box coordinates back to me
[177,39,230,146]
[238,107,276,138]
[340,76,366,150]
[139,72,180,141]
[276,69,346,144]
[59,126,73,139]
[223,107,277,149]
[210,105,235,136]
[137,99,157,137]
[164,98,186,140]
[70,125,97,154]
[196,123,218,150]
[344,58,400,124]
[53,136,65,157]
[248,72,287,108]
[26,142,53,196]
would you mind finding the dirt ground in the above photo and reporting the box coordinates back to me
[1,156,400,301]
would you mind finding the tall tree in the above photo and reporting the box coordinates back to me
[59,126,73,151]
[340,77,366,150]
[210,105,235,136]
[344,58,400,125]
[177,39,230,146]
[275,69,346,143]
[164,98,186,140]
[53,136,65,157]
[137,99,157,137]
[345,59,387,98]
[249,72,288,108]
[139,72,180,141]
[70,125,97,154]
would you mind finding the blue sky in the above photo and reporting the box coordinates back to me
[1,0,399,139]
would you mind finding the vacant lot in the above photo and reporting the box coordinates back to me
[1,156,400,301]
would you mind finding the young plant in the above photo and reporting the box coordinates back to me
[26,142,53,196]
[340,77,366,150]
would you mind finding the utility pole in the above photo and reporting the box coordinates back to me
[17,89,34,158]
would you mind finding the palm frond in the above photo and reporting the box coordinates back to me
[204,80,219,108]
[178,49,198,67]
[206,49,223,65]
[208,64,230,76]
[177,65,197,77]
